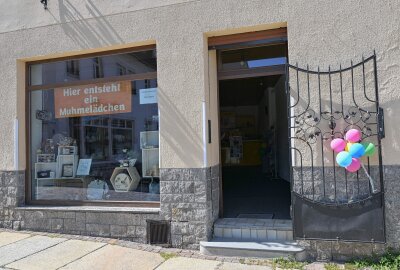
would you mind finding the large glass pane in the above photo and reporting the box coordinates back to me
[220,43,287,71]
[29,49,157,86]
[30,78,160,202]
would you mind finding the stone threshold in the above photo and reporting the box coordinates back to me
[200,239,306,260]
[214,219,293,241]
[215,218,292,230]
[16,205,160,214]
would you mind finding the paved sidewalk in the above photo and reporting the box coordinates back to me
[0,230,329,270]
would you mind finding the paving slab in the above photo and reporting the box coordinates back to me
[0,235,66,266]
[220,262,272,270]
[304,262,327,270]
[0,232,31,247]
[60,244,164,270]
[6,239,106,270]
[155,257,220,270]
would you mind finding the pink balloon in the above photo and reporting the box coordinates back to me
[330,138,346,152]
[346,158,361,172]
[345,129,362,143]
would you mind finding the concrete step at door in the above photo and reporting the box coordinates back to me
[213,218,293,241]
[200,239,306,260]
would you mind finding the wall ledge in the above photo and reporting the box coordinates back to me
[16,205,160,214]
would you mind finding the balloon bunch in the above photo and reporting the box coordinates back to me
[330,129,376,172]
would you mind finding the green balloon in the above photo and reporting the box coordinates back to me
[363,142,376,157]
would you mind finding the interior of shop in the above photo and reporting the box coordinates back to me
[219,75,291,219]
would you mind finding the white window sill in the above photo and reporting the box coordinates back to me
[16,205,160,214]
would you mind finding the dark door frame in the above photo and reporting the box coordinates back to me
[216,72,288,218]
[212,32,288,217]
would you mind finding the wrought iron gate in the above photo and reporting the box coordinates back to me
[286,53,385,242]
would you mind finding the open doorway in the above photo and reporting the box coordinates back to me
[218,43,291,219]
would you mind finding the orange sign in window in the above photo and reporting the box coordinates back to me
[54,81,132,118]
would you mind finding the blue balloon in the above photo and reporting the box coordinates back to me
[336,151,352,167]
[348,143,365,158]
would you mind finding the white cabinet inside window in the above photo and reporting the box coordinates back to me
[142,148,159,177]
[140,131,159,178]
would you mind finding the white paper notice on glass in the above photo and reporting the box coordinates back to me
[139,88,158,104]
[77,159,92,176]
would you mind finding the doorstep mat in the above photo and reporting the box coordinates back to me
[236,213,274,219]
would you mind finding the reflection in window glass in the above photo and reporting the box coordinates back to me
[29,49,157,86]
[247,57,286,68]
[66,60,80,77]
[220,43,287,71]
[29,50,159,203]
[92,57,104,79]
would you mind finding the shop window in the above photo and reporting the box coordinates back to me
[28,47,160,205]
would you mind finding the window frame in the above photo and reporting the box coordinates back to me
[216,43,288,80]
[25,45,160,208]
[66,60,80,78]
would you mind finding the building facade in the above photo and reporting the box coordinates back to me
[0,0,399,261]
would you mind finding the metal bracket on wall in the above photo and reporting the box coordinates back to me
[40,0,48,9]
[208,120,212,144]
[378,107,385,139]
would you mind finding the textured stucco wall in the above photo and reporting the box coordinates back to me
[0,0,399,170]
[0,0,286,170]
[0,0,399,255]
[286,1,400,167]
[0,0,197,34]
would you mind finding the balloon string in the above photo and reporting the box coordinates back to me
[361,162,376,193]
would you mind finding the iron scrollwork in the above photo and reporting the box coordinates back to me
[287,52,385,243]
[287,53,384,205]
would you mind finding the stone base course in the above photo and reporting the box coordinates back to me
[0,165,400,261]
[159,165,220,249]
[14,209,160,243]
[0,166,220,249]
[298,239,386,262]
